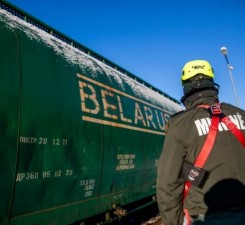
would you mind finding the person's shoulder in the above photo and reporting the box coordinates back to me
[165,111,186,133]
[170,110,186,119]
[170,107,197,120]
[168,108,195,128]
[221,102,245,113]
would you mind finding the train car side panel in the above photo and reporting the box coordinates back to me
[0,20,20,222]
[0,5,183,225]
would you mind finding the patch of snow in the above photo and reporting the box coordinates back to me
[0,8,183,113]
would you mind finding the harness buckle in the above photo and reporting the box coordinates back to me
[210,104,222,115]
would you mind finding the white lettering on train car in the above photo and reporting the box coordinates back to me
[80,178,96,197]
[116,154,136,171]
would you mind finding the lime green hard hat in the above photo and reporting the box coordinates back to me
[181,60,214,82]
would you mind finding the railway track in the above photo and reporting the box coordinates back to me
[102,202,161,225]
[72,201,162,225]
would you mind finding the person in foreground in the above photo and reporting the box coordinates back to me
[156,59,245,225]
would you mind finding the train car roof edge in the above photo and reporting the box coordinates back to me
[0,0,181,105]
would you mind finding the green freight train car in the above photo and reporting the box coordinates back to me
[0,2,183,225]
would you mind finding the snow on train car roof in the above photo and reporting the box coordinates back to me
[0,8,183,113]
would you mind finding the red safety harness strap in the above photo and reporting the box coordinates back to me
[195,115,220,168]
[183,103,245,225]
[221,116,245,148]
[183,104,221,201]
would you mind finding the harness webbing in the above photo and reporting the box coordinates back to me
[183,103,245,225]
[221,116,245,148]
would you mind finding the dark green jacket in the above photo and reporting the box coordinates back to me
[157,98,245,225]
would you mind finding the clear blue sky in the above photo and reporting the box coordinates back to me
[7,0,245,109]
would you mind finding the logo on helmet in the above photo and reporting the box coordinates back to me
[193,65,205,69]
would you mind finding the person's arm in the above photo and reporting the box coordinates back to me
[157,120,186,225]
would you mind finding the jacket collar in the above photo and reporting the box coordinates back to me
[183,90,219,110]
